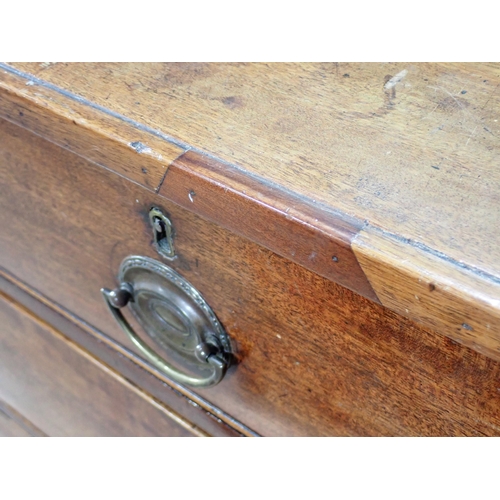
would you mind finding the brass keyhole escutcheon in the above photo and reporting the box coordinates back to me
[149,207,175,260]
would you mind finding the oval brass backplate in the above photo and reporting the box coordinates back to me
[102,255,232,388]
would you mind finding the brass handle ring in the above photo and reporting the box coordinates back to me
[101,256,231,389]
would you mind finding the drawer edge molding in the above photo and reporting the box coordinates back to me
[0,398,47,437]
[0,293,204,437]
[0,267,258,437]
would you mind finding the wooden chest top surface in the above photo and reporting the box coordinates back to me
[8,62,500,274]
[1,62,499,363]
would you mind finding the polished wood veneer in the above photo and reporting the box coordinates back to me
[0,292,202,437]
[1,115,500,435]
[4,62,500,360]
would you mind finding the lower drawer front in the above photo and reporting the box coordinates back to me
[2,118,500,436]
[0,293,200,437]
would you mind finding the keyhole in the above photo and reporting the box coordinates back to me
[149,208,175,259]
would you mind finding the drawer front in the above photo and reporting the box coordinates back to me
[0,292,201,436]
[2,117,500,436]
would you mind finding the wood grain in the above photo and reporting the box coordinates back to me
[0,409,31,437]
[353,228,500,361]
[3,62,500,357]
[2,117,500,435]
[0,292,204,437]
[0,399,46,437]
[162,150,377,300]
[0,65,377,302]
[8,62,500,281]
[0,269,251,437]
[0,66,185,190]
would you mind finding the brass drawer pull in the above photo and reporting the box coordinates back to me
[101,256,231,388]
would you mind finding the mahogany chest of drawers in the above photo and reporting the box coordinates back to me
[1,63,499,436]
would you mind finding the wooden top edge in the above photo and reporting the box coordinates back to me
[176,149,364,239]
[9,63,500,281]
[353,227,500,362]
[161,150,380,302]
[0,64,186,190]
[0,63,379,302]
[2,62,499,356]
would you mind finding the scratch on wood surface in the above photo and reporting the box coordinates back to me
[481,83,500,110]
[426,86,483,137]
[423,103,440,121]
[384,70,408,90]
[428,86,467,112]
[466,126,478,146]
